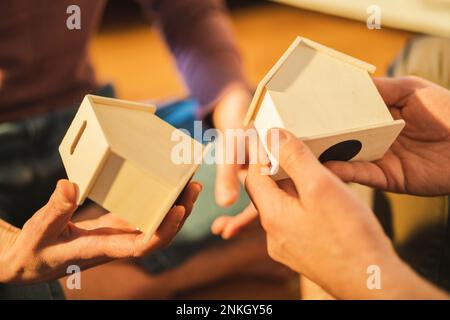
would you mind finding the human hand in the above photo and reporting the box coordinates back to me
[213,76,450,239]
[212,86,252,207]
[211,203,258,239]
[211,178,296,239]
[246,128,446,299]
[326,76,450,196]
[0,179,202,285]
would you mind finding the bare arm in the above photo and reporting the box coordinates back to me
[245,128,449,300]
[137,0,249,112]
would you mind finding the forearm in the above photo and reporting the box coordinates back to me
[370,255,448,300]
[325,250,449,300]
[149,0,248,111]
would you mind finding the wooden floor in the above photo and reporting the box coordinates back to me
[89,1,414,299]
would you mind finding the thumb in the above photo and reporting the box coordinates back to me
[267,128,326,196]
[35,179,78,236]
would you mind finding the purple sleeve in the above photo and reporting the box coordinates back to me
[137,0,249,115]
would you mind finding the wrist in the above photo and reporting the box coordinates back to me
[329,246,448,300]
[374,254,449,299]
[318,239,400,299]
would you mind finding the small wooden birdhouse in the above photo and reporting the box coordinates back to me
[59,95,205,238]
[245,36,405,180]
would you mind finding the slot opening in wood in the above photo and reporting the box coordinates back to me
[70,120,87,155]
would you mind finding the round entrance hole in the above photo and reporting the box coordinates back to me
[318,140,362,163]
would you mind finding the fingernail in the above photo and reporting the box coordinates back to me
[266,128,289,152]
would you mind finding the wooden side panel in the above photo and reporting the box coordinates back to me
[244,37,303,126]
[261,120,405,180]
[59,97,110,204]
[253,92,286,175]
[304,120,405,160]
[89,153,178,237]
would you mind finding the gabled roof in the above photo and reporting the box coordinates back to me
[244,36,377,126]
[86,94,157,114]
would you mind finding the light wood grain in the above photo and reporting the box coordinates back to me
[60,95,205,237]
[59,97,111,204]
[250,37,405,180]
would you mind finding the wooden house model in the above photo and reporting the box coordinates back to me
[59,95,205,238]
[244,36,405,180]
